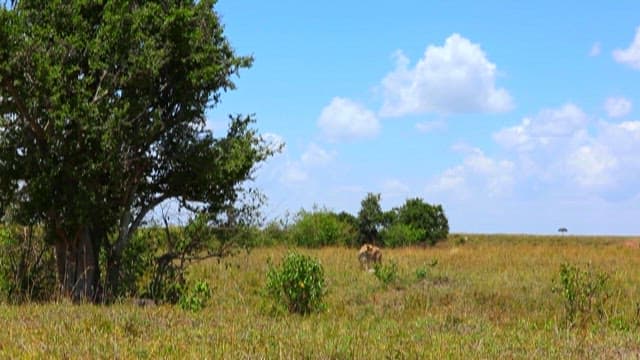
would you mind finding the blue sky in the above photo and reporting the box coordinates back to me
[208,1,640,235]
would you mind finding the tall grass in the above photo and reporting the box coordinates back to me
[1,235,640,358]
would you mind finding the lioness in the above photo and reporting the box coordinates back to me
[358,243,382,271]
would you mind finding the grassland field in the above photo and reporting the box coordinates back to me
[1,234,640,359]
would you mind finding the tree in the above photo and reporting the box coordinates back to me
[0,0,275,301]
[357,193,383,245]
[396,198,449,245]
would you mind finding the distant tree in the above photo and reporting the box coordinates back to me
[357,193,384,245]
[396,198,449,245]
[0,0,275,301]
[289,209,356,247]
[336,211,358,230]
[558,227,568,235]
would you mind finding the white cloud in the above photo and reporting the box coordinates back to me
[317,97,380,141]
[589,42,601,57]
[613,26,640,69]
[380,34,513,117]
[415,120,445,133]
[262,132,286,153]
[491,103,640,196]
[604,97,632,118]
[280,162,308,184]
[301,143,335,167]
[426,148,514,199]
[567,144,617,188]
[493,103,588,152]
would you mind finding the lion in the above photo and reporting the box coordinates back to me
[358,243,382,271]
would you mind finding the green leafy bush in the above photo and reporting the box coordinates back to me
[179,280,212,312]
[0,226,56,303]
[396,198,449,246]
[415,259,438,281]
[554,263,611,328]
[381,223,426,248]
[266,252,326,314]
[290,210,356,247]
[374,261,398,286]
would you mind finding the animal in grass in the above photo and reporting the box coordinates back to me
[358,243,382,271]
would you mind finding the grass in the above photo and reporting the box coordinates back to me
[2,234,640,358]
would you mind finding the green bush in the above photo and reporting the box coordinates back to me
[290,210,356,247]
[373,261,398,286]
[266,252,326,314]
[0,226,56,303]
[554,263,611,328]
[179,280,212,312]
[396,198,449,245]
[381,223,426,248]
[415,259,438,281]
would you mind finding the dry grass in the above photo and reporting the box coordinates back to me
[2,235,640,358]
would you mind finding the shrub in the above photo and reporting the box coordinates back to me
[396,198,449,245]
[415,259,438,281]
[374,261,398,286]
[266,252,326,314]
[553,263,611,328]
[357,193,384,245]
[0,225,56,303]
[179,280,212,312]
[381,223,426,248]
[290,210,356,247]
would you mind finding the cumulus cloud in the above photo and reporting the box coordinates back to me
[492,102,640,195]
[317,97,380,141]
[262,132,286,153]
[426,148,515,199]
[604,97,632,118]
[589,42,601,57]
[613,26,640,69]
[380,34,513,117]
[301,143,335,167]
[493,103,588,152]
[567,144,617,188]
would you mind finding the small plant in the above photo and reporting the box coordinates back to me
[553,263,611,328]
[373,261,398,286]
[415,259,438,281]
[178,280,212,312]
[0,226,57,303]
[266,252,326,314]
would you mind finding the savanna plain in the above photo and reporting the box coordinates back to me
[2,234,640,359]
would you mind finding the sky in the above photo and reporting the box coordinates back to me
[207,1,640,235]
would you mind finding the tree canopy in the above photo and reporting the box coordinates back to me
[0,0,274,301]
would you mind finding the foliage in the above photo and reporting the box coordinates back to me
[553,263,611,328]
[395,198,449,245]
[105,211,256,304]
[0,0,274,301]
[289,209,356,247]
[2,240,640,357]
[0,225,56,303]
[266,252,326,314]
[178,280,212,312]
[373,261,398,286]
[381,223,426,248]
[415,259,438,281]
[357,193,384,245]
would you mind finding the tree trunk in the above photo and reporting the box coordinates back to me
[54,227,101,302]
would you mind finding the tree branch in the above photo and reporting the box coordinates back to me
[2,78,47,147]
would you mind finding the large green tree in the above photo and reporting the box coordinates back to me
[357,193,383,245]
[0,0,274,301]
